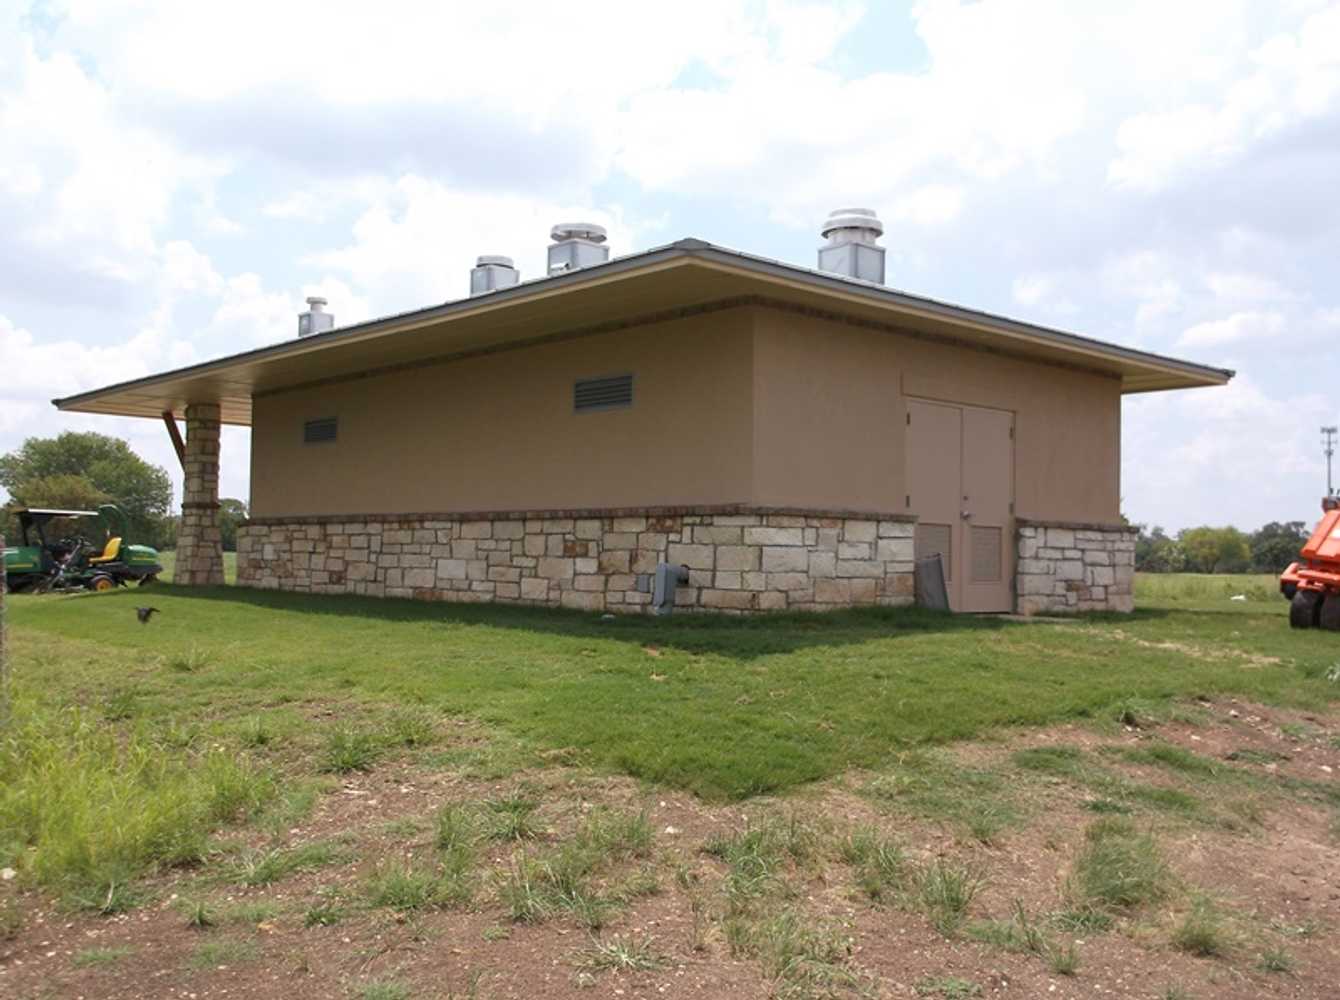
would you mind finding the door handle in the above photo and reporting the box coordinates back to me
[961,511,972,521]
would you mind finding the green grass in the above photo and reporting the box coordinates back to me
[7,577,1335,802]
[72,944,133,966]
[1069,817,1172,910]
[188,936,260,969]
[1134,572,1279,608]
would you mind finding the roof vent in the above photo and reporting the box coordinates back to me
[548,222,609,275]
[817,208,885,284]
[298,296,335,338]
[470,255,520,296]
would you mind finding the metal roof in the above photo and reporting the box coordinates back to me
[53,237,1233,425]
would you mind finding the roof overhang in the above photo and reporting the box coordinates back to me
[54,239,1232,426]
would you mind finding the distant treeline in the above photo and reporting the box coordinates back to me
[1133,522,1307,574]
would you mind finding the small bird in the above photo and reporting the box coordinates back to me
[136,606,161,624]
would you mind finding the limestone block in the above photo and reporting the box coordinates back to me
[762,546,808,572]
[520,578,549,600]
[537,557,574,580]
[668,543,715,569]
[744,527,804,546]
[808,551,837,577]
[838,541,872,560]
[598,550,631,574]
[835,560,882,578]
[716,546,760,572]
[701,589,756,610]
[843,520,877,543]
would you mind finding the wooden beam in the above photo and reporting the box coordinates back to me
[161,411,185,469]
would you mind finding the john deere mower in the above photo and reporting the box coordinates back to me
[1280,496,1340,629]
[2,504,163,593]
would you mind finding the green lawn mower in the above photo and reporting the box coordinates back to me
[2,505,163,593]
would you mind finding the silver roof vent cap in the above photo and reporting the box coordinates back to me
[550,222,607,244]
[298,296,335,338]
[470,254,521,296]
[821,207,884,244]
[548,221,610,274]
[817,207,886,285]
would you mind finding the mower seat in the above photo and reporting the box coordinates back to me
[89,537,123,564]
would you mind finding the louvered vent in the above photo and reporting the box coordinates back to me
[303,417,338,444]
[574,374,633,413]
[970,525,1003,582]
[915,522,952,581]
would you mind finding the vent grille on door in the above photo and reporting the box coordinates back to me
[970,525,1003,582]
[303,417,338,444]
[915,523,953,581]
[574,374,633,412]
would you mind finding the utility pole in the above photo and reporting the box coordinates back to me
[1325,426,1338,497]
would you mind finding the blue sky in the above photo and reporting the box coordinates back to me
[2,0,1338,531]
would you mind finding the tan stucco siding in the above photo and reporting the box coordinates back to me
[750,310,1122,523]
[249,309,755,518]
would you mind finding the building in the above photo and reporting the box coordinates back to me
[55,211,1231,614]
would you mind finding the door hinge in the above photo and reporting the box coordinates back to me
[1009,501,1015,514]
[906,412,911,425]
[905,494,911,508]
[1009,425,1015,439]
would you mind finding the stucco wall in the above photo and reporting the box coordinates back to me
[249,303,1121,527]
[750,309,1122,524]
[249,308,756,518]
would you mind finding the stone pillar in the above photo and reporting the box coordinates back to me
[174,403,226,586]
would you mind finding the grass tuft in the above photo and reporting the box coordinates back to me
[357,980,411,1000]
[1257,945,1294,973]
[320,728,381,773]
[915,858,983,935]
[578,933,667,973]
[1171,896,1227,957]
[1069,817,1171,910]
[914,976,981,998]
[72,944,133,967]
[838,825,905,901]
[364,855,473,911]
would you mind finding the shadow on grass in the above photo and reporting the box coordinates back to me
[147,580,1044,658]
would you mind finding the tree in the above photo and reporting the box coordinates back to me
[1135,525,1186,573]
[218,498,248,552]
[1,473,112,542]
[0,432,173,547]
[1178,526,1251,574]
[1250,521,1307,573]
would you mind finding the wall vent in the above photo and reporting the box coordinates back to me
[574,374,633,413]
[303,417,338,443]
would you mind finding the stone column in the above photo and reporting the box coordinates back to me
[174,403,226,586]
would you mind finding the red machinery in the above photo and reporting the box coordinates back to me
[1281,496,1340,629]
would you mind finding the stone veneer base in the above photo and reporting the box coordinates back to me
[236,508,917,614]
[1015,519,1136,614]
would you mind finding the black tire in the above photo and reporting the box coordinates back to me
[1290,590,1322,629]
[1281,581,1298,601]
[1320,594,1340,631]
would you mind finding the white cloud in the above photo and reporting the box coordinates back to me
[1178,311,1286,348]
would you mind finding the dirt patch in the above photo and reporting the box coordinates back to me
[3,698,1338,999]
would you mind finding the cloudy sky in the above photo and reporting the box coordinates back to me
[2,0,1338,532]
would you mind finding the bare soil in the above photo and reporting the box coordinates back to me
[2,697,1338,1000]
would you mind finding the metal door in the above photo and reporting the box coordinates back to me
[907,399,1014,613]
[907,400,964,608]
